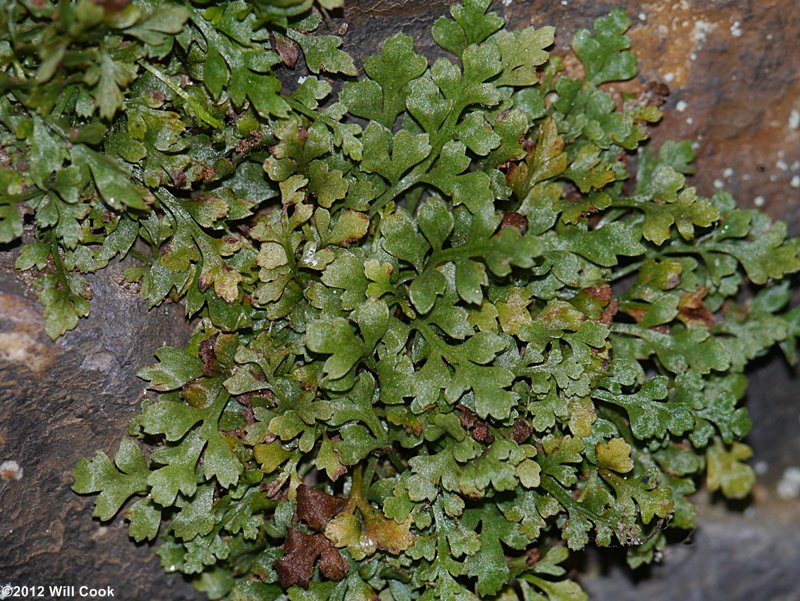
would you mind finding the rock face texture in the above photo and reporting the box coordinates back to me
[582,497,800,601]
[0,248,197,600]
[1,1,798,600]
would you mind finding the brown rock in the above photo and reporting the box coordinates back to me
[0,245,195,600]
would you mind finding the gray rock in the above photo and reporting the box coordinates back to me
[0,246,197,601]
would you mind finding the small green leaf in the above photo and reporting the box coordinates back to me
[317,433,347,482]
[573,9,638,85]
[538,435,583,487]
[326,210,369,246]
[306,318,364,379]
[523,576,588,601]
[362,123,432,183]
[31,117,67,188]
[455,260,488,305]
[424,141,494,217]
[94,52,138,121]
[254,442,292,474]
[334,423,385,465]
[321,251,369,309]
[0,201,23,244]
[461,505,524,596]
[342,33,427,127]
[595,377,693,440]
[139,398,204,441]
[595,438,633,473]
[172,486,216,541]
[706,439,755,499]
[355,298,390,351]
[381,209,429,271]
[72,438,150,521]
[455,112,501,156]
[432,0,504,58]
[288,29,357,77]
[418,197,454,252]
[561,221,646,267]
[147,432,205,506]
[72,145,149,210]
[601,469,674,525]
[494,26,555,87]
[410,268,447,314]
[38,270,92,340]
[127,498,161,543]
[138,347,205,392]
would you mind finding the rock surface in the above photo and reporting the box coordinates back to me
[0,246,197,600]
[582,497,800,601]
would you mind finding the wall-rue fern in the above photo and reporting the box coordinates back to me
[2,0,799,599]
